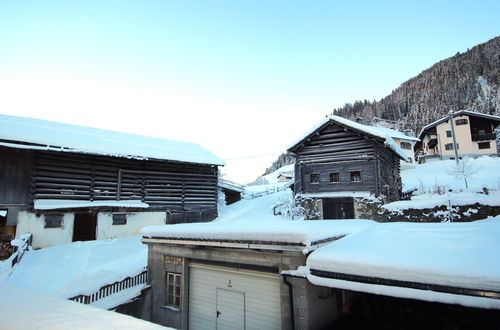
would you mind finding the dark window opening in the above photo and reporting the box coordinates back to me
[445,143,459,150]
[45,214,63,228]
[478,142,490,149]
[329,172,340,183]
[446,130,452,137]
[166,272,181,308]
[350,171,362,183]
[310,173,320,184]
[455,119,468,126]
[112,214,127,225]
[400,142,412,150]
[323,198,354,219]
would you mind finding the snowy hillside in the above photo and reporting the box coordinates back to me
[401,156,500,193]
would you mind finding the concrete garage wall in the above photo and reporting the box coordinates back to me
[16,211,74,249]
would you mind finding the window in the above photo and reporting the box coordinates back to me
[455,119,468,126]
[478,142,490,149]
[45,214,63,228]
[310,173,320,184]
[329,172,340,183]
[445,143,459,150]
[400,142,412,150]
[350,171,362,183]
[166,272,181,308]
[112,213,127,225]
[446,130,453,138]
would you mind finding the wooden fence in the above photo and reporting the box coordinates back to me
[69,269,148,305]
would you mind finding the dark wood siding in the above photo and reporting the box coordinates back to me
[31,151,218,213]
[291,122,401,200]
[0,147,33,206]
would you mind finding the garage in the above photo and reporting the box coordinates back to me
[188,263,282,330]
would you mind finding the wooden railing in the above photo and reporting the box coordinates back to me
[10,232,32,268]
[69,268,148,305]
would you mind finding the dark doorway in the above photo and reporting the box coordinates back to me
[73,213,97,242]
[323,198,354,219]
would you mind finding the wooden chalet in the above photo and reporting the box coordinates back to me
[287,115,408,219]
[0,114,224,248]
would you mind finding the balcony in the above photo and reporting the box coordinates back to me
[471,133,496,141]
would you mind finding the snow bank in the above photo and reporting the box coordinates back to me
[7,236,147,300]
[0,114,224,166]
[307,217,500,294]
[383,191,500,212]
[0,283,168,329]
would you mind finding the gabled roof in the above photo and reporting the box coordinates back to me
[287,115,411,161]
[417,110,500,140]
[0,114,225,166]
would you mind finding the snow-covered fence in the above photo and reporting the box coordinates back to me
[69,268,149,305]
[10,232,32,268]
[245,185,290,199]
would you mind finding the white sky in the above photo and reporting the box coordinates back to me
[0,1,498,183]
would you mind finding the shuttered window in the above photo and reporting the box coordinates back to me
[112,214,127,225]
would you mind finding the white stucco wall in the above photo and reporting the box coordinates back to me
[16,212,74,249]
[96,212,166,240]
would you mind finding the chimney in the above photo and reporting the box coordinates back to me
[356,117,363,124]
[404,129,414,137]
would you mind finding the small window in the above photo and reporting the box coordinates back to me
[350,171,362,183]
[112,214,127,225]
[446,130,452,138]
[445,143,459,150]
[455,119,468,126]
[400,142,412,150]
[478,142,490,149]
[166,272,181,308]
[329,172,340,183]
[45,214,63,228]
[310,173,320,184]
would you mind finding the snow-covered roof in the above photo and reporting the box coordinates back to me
[34,199,149,210]
[307,217,500,309]
[0,114,225,166]
[417,110,500,140]
[287,115,412,161]
[141,220,375,253]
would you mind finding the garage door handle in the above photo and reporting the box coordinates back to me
[216,310,221,318]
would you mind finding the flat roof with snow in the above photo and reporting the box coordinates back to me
[0,114,225,166]
[307,218,500,309]
[141,220,375,252]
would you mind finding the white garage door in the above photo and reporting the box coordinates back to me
[189,263,282,330]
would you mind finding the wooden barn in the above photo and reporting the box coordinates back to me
[287,115,408,219]
[0,114,224,249]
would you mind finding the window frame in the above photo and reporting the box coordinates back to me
[446,130,452,138]
[400,142,412,150]
[44,214,63,228]
[478,142,490,150]
[310,173,320,184]
[165,272,182,308]
[445,143,459,150]
[329,172,340,183]
[455,119,468,126]
[349,170,362,183]
[112,213,127,225]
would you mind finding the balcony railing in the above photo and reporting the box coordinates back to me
[472,133,496,141]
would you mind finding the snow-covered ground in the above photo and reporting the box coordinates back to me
[401,156,500,193]
[0,283,169,330]
[2,236,147,309]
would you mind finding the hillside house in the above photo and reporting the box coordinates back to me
[416,110,500,163]
[287,115,409,219]
[0,114,224,249]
